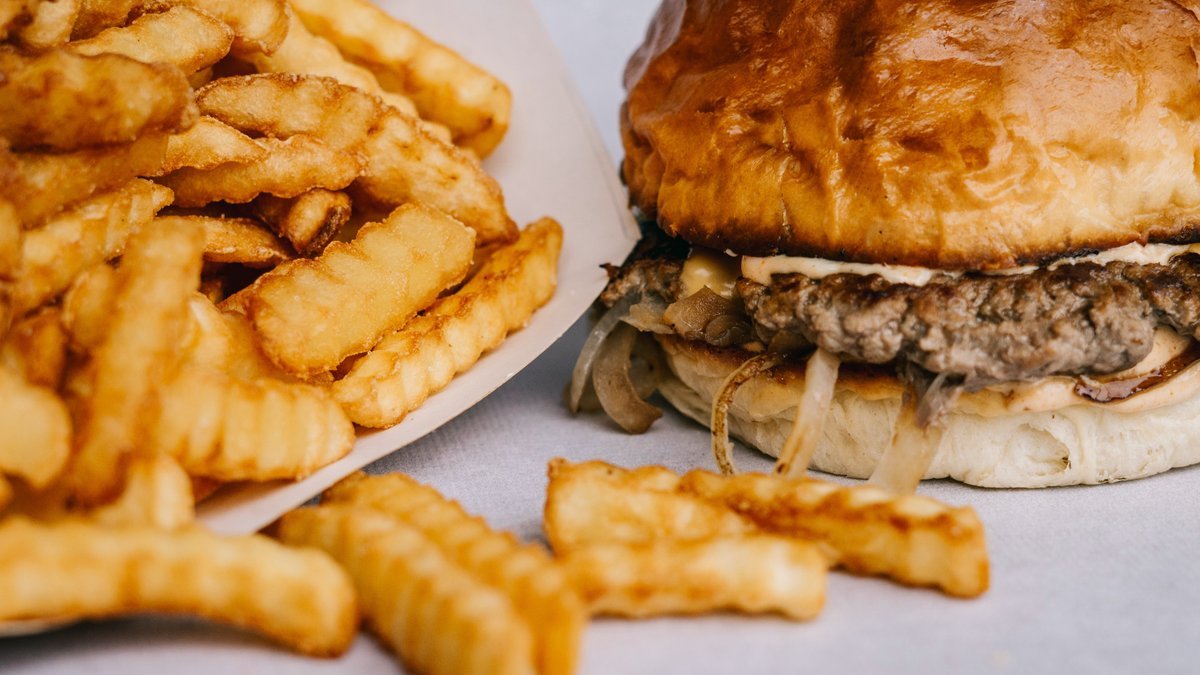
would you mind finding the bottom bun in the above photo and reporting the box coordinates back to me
[655,336,1200,488]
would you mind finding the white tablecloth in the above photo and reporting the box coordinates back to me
[3,2,1199,673]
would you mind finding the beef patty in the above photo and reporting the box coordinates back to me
[601,249,1200,383]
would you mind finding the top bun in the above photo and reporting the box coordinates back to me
[622,0,1200,269]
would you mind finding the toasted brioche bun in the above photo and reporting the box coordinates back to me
[655,336,1200,487]
[622,0,1200,269]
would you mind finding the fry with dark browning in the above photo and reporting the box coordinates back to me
[68,222,204,505]
[1,307,67,389]
[157,214,292,268]
[160,134,359,207]
[11,179,172,315]
[3,132,168,227]
[563,535,827,620]
[196,73,384,152]
[679,469,991,597]
[334,218,560,427]
[323,472,584,675]
[163,116,265,173]
[67,6,234,73]
[246,203,475,377]
[0,365,70,490]
[152,365,353,481]
[71,0,140,38]
[0,49,194,151]
[289,0,511,157]
[543,458,754,554]
[251,188,349,256]
[0,517,357,657]
[277,505,537,675]
[355,110,516,246]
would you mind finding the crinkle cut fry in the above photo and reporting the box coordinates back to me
[66,6,234,74]
[542,458,754,554]
[0,365,71,490]
[333,218,560,427]
[0,517,357,656]
[323,472,584,675]
[679,470,990,597]
[563,534,827,620]
[277,505,538,675]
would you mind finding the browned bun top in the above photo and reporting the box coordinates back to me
[622,0,1200,269]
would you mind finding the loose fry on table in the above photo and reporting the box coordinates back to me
[151,365,353,481]
[0,517,357,657]
[1,307,67,389]
[163,116,265,173]
[60,263,115,353]
[543,458,754,554]
[66,6,233,73]
[335,218,561,427]
[679,469,991,597]
[157,214,292,268]
[251,188,349,256]
[0,366,70,490]
[0,49,194,151]
[11,179,172,315]
[563,535,828,620]
[87,455,194,530]
[246,203,475,377]
[324,472,585,675]
[277,505,537,675]
[196,73,383,152]
[289,0,512,157]
[354,110,516,246]
[160,134,359,207]
[3,131,168,227]
[247,8,417,116]
[14,0,78,50]
[68,222,204,505]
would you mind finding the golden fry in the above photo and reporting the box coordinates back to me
[178,0,288,57]
[152,365,353,481]
[247,9,416,115]
[251,188,349,256]
[334,218,561,427]
[196,73,383,152]
[277,505,537,675]
[68,222,204,505]
[163,116,265,173]
[290,0,511,157]
[87,455,194,530]
[680,470,991,597]
[324,473,584,675]
[3,132,168,227]
[355,109,516,246]
[563,535,827,620]
[181,294,291,380]
[157,214,292,268]
[0,517,357,657]
[71,0,139,38]
[1,307,66,390]
[0,49,194,151]
[60,263,116,353]
[0,200,17,280]
[160,134,359,207]
[15,0,79,50]
[246,203,474,377]
[543,458,754,554]
[11,179,172,315]
[0,366,70,490]
[67,6,234,74]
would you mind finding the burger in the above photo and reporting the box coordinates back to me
[570,0,1200,488]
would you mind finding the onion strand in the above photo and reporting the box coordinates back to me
[593,324,662,433]
[568,295,635,413]
[774,349,840,479]
[711,353,784,476]
[868,392,947,495]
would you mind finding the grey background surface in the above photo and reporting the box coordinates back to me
[3,1,1199,673]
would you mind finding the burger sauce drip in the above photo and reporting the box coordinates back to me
[1074,342,1200,403]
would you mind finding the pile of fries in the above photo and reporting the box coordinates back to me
[0,0,562,658]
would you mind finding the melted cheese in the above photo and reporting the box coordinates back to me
[740,242,1200,287]
[680,248,741,299]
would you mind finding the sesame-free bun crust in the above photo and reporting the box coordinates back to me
[623,0,1200,269]
[655,336,1200,487]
